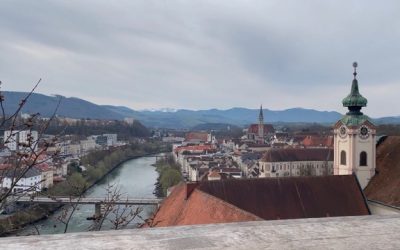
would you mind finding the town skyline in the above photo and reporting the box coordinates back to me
[2,1,400,117]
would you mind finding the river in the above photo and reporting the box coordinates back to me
[18,155,160,235]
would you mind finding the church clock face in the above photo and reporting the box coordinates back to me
[339,125,347,138]
[359,125,370,139]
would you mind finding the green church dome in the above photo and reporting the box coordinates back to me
[342,78,368,108]
[339,62,373,127]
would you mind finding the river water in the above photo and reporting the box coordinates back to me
[18,155,159,235]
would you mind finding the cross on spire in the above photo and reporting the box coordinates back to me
[353,61,358,79]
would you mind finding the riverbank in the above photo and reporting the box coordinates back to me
[0,142,169,236]
[153,154,182,197]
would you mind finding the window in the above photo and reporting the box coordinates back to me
[340,151,346,165]
[360,151,367,166]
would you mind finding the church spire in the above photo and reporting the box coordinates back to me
[259,105,264,122]
[342,62,368,115]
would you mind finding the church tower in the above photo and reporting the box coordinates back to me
[333,62,376,189]
[258,105,264,142]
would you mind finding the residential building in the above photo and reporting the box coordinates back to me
[103,134,118,146]
[185,132,210,144]
[4,130,39,152]
[67,144,81,158]
[302,135,333,148]
[80,139,97,155]
[95,135,108,147]
[1,168,42,194]
[34,163,54,189]
[258,148,333,177]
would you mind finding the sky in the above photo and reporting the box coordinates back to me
[0,1,399,117]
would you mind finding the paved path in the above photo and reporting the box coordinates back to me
[1,215,400,249]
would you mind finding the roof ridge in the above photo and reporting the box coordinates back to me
[195,189,263,220]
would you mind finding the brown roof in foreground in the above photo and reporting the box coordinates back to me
[364,136,400,206]
[148,175,369,227]
[261,148,333,162]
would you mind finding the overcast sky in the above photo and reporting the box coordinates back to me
[1,1,399,117]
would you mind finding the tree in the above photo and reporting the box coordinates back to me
[0,79,61,210]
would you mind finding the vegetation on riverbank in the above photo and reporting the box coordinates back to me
[154,154,182,197]
[0,142,170,235]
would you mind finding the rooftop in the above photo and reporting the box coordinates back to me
[365,136,400,206]
[149,175,369,227]
[261,148,333,162]
[2,215,400,249]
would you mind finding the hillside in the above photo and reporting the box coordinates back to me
[4,92,123,120]
[4,91,400,129]
[364,136,400,206]
[104,106,344,128]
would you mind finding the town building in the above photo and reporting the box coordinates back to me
[34,163,54,190]
[184,132,212,144]
[103,134,118,146]
[1,168,42,194]
[4,130,38,152]
[333,63,376,189]
[258,148,333,177]
[95,135,108,147]
[302,135,333,148]
[80,138,97,155]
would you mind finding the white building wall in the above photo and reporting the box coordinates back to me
[259,160,333,178]
[333,125,376,189]
[2,175,42,194]
[4,130,38,152]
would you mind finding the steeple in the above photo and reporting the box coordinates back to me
[334,62,376,189]
[342,62,368,115]
[258,105,264,142]
[258,105,264,122]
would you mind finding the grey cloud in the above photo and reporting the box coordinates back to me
[0,0,399,117]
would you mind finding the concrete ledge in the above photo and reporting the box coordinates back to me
[1,215,400,249]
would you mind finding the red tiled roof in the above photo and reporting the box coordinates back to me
[302,135,333,148]
[185,132,209,142]
[148,183,260,227]
[175,145,214,153]
[149,175,369,227]
[34,163,52,172]
[365,136,400,206]
[198,176,369,220]
[248,124,275,134]
[0,164,12,170]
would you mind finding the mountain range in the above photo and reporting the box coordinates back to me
[3,91,400,128]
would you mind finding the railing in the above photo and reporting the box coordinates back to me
[16,196,162,205]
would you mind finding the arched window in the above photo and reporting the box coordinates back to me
[340,150,346,165]
[360,151,367,166]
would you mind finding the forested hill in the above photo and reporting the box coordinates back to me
[44,119,150,139]
[4,91,123,120]
[4,91,400,129]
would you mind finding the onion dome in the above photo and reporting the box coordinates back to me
[339,62,372,127]
[342,62,367,114]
